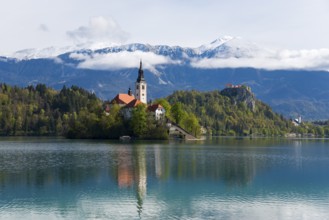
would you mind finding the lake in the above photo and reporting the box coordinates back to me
[0,137,329,219]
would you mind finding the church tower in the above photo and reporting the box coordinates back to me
[135,60,147,104]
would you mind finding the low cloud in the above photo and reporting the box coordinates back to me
[67,16,129,45]
[38,24,49,32]
[70,51,179,71]
[191,49,329,71]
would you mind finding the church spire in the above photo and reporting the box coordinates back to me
[135,60,147,104]
[137,60,145,83]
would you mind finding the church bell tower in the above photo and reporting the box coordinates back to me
[135,60,147,104]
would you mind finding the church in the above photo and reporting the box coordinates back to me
[107,60,165,120]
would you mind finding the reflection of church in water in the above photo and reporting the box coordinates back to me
[117,146,147,215]
[115,145,166,216]
[114,142,261,217]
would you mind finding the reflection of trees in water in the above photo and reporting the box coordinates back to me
[0,139,279,190]
[113,141,268,189]
[156,146,259,186]
[0,150,110,189]
[0,138,302,199]
[151,138,290,186]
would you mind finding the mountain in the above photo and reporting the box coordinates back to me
[1,37,329,120]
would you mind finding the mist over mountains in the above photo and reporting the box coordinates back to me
[1,37,329,120]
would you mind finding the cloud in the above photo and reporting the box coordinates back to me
[191,49,329,71]
[67,16,129,45]
[70,51,179,71]
[38,24,49,32]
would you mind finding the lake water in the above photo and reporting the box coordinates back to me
[0,138,329,219]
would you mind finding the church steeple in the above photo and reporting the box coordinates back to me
[137,60,145,83]
[135,60,147,104]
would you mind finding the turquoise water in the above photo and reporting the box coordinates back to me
[0,138,329,219]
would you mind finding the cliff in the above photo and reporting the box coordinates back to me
[220,86,256,112]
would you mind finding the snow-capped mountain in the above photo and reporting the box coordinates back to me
[1,37,329,120]
[11,36,264,61]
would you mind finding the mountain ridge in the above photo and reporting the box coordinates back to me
[0,37,329,120]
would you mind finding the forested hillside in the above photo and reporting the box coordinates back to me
[0,84,101,136]
[0,83,327,138]
[166,88,295,136]
[0,83,168,139]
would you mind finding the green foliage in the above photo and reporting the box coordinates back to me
[181,112,201,137]
[0,83,170,139]
[130,104,148,137]
[171,102,186,125]
[166,89,297,136]
[0,83,102,137]
[1,83,324,139]
[129,104,168,139]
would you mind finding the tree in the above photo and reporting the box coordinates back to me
[171,102,186,125]
[130,104,148,137]
[182,113,201,137]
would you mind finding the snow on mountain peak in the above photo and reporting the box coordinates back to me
[12,47,77,60]
[196,36,235,52]
[11,41,121,60]
[209,36,235,47]
[7,36,265,62]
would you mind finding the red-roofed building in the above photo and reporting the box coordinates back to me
[122,99,143,119]
[126,99,142,108]
[147,104,166,120]
[111,93,135,106]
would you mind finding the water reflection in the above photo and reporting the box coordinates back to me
[114,145,147,216]
[293,140,303,169]
[0,138,329,219]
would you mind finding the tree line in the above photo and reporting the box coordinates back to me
[0,83,170,139]
[163,89,328,137]
[0,83,327,139]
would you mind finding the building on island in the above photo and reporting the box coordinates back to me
[111,91,135,107]
[122,99,142,119]
[147,104,166,120]
[108,60,165,120]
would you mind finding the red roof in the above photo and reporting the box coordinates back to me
[147,104,164,112]
[125,99,142,108]
[111,94,135,105]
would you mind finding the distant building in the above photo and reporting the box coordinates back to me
[147,104,166,120]
[226,83,242,88]
[225,83,251,92]
[292,115,302,126]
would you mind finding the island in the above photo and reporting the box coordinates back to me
[0,62,327,139]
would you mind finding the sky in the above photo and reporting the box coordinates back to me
[1,0,329,55]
